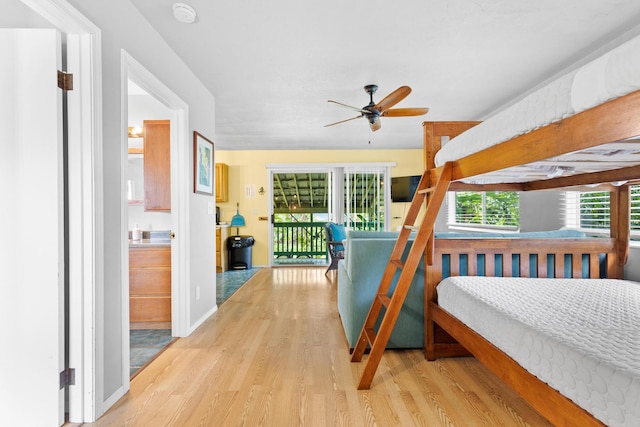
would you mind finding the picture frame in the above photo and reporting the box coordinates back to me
[194,131,214,195]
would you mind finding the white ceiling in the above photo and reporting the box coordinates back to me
[130,0,640,150]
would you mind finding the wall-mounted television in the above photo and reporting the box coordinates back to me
[391,175,421,202]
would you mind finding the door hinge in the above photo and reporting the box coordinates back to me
[57,70,74,91]
[60,368,75,389]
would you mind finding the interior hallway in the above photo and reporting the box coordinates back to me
[87,267,551,426]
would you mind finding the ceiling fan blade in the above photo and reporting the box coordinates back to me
[370,119,381,132]
[374,86,411,113]
[327,100,368,114]
[324,115,363,127]
[381,107,429,117]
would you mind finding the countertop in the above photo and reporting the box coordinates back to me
[128,230,171,248]
[129,239,171,248]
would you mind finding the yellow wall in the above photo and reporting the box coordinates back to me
[215,149,424,266]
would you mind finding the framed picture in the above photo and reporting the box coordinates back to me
[194,131,214,195]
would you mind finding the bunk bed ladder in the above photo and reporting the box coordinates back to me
[351,162,452,389]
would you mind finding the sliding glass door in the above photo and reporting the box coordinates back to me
[344,168,387,231]
[270,169,333,266]
[268,164,391,267]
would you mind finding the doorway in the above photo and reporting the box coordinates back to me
[123,53,190,385]
[270,169,333,266]
[126,81,175,377]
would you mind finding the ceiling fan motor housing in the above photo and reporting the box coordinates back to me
[364,84,378,95]
[365,109,380,124]
[325,84,427,130]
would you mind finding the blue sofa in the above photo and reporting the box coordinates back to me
[336,228,588,350]
[337,230,425,350]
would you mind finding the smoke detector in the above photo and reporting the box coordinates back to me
[172,3,197,24]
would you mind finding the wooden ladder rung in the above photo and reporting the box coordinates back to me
[403,225,419,231]
[364,327,376,345]
[377,294,391,308]
[390,258,404,268]
[417,186,436,194]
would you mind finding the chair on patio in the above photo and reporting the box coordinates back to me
[324,222,346,276]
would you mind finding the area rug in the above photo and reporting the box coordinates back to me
[216,268,260,305]
[130,329,175,377]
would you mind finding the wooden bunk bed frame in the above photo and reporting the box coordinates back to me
[422,89,640,427]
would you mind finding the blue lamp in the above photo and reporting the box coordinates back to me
[230,202,246,235]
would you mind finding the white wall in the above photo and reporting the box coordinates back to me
[63,0,217,410]
[3,0,217,419]
[625,249,640,280]
[518,190,564,232]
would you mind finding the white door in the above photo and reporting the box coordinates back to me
[0,29,65,425]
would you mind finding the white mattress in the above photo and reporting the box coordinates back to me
[437,276,640,427]
[435,33,640,183]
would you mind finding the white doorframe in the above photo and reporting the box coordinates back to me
[20,0,103,422]
[121,52,191,340]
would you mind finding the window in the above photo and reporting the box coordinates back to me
[449,191,519,228]
[343,169,387,231]
[565,185,640,239]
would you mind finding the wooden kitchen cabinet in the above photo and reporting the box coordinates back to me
[129,246,171,322]
[144,120,171,211]
[216,163,228,203]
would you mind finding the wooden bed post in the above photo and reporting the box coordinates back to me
[610,185,630,278]
[422,121,482,265]
[422,121,481,170]
[423,121,480,360]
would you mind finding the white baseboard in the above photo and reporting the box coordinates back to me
[188,304,218,335]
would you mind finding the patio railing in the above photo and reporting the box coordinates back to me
[273,222,327,259]
[273,221,384,259]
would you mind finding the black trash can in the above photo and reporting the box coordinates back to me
[226,235,255,270]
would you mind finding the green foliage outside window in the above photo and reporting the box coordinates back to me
[579,191,610,229]
[455,191,519,227]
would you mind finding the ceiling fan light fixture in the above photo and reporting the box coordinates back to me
[172,3,197,24]
[325,84,428,132]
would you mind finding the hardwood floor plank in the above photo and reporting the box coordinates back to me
[86,267,552,426]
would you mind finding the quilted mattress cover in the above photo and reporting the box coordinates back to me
[437,276,640,426]
[434,33,640,183]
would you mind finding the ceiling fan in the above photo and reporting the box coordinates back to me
[325,85,429,132]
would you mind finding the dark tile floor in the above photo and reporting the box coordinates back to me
[216,268,260,305]
[130,268,261,377]
[130,329,174,376]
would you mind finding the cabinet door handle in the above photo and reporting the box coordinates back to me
[170,232,176,239]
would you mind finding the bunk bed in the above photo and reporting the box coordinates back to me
[423,33,640,427]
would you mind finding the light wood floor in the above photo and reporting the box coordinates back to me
[89,267,551,426]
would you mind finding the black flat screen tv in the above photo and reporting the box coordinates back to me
[391,175,421,202]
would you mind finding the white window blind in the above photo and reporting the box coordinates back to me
[632,186,640,235]
[565,185,640,239]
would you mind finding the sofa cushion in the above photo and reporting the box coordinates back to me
[329,223,347,251]
[337,235,424,349]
